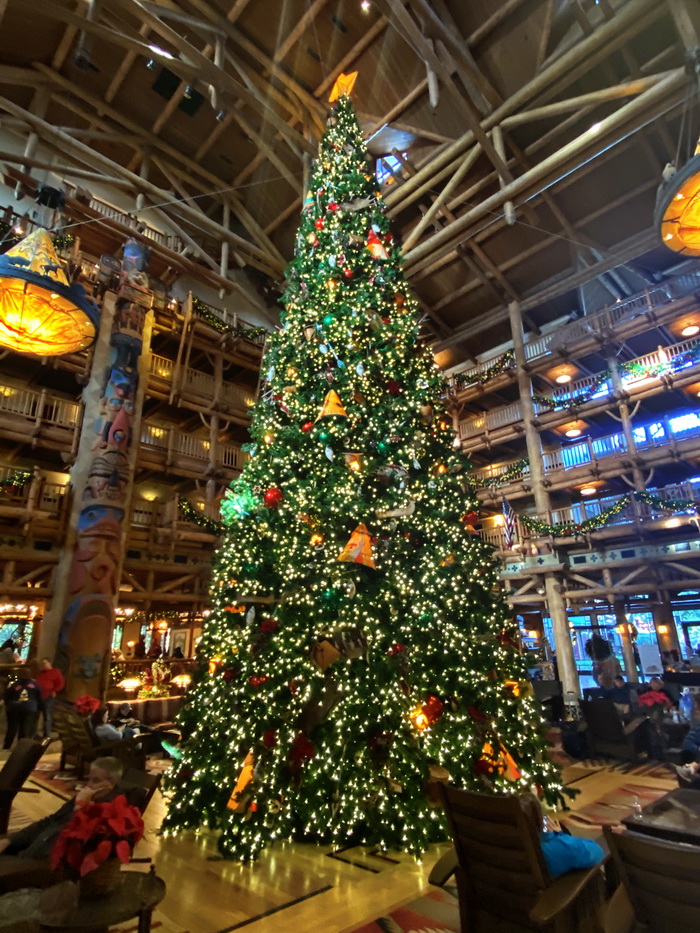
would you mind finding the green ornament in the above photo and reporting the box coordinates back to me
[323,314,334,326]
[322,587,343,608]
[244,563,259,574]
[377,440,390,455]
[419,613,432,624]
[319,430,331,442]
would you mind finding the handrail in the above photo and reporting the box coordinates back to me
[459,336,700,439]
[471,417,700,488]
[140,421,245,470]
[449,268,700,389]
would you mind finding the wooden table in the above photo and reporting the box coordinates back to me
[621,788,700,845]
[39,869,165,933]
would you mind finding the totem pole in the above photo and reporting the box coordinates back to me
[56,238,153,699]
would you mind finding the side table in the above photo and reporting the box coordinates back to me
[39,868,165,933]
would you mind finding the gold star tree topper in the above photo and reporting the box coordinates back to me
[329,71,358,102]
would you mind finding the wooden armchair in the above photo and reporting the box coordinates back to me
[0,738,51,834]
[53,706,145,777]
[437,785,606,932]
[580,699,651,761]
[603,826,700,932]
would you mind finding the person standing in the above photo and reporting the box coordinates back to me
[35,657,65,738]
[3,669,41,748]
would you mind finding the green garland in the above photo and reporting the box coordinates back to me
[177,496,224,536]
[519,494,632,537]
[453,350,514,388]
[514,488,700,538]
[481,458,529,489]
[51,232,75,251]
[191,297,268,342]
[0,469,32,490]
[635,491,700,514]
[533,344,700,412]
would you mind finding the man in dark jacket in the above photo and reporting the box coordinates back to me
[0,757,142,861]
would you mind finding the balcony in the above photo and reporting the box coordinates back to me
[472,414,700,495]
[139,421,246,479]
[449,268,700,397]
[0,383,81,451]
[148,354,254,420]
[0,468,69,530]
[459,338,700,445]
[482,480,700,553]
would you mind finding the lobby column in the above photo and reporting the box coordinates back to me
[508,301,580,698]
[41,240,154,699]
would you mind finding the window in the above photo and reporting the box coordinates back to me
[669,413,700,435]
[376,154,405,186]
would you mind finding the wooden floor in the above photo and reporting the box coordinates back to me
[3,749,678,933]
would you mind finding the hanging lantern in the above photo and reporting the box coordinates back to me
[655,145,700,256]
[0,229,99,355]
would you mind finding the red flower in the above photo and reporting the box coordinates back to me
[51,794,144,878]
[637,690,671,709]
[75,695,101,717]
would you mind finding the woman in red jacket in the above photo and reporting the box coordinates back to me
[35,657,65,738]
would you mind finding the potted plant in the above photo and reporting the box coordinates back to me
[50,794,144,896]
[74,694,101,718]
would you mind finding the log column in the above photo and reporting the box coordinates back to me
[508,301,580,699]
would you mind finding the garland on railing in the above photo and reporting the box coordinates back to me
[532,344,700,412]
[635,490,700,514]
[191,297,268,342]
[516,488,700,538]
[0,469,32,490]
[519,494,633,537]
[51,231,75,252]
[452,350,515,388]
[480,458,530,489]
[177,496,224,535]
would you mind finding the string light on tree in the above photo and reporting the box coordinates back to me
[163,74,565,862]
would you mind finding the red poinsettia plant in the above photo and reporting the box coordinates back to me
[74,695,101,717]
[51,794,144,877]
[637,690,672,711]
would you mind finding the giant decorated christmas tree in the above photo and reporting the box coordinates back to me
[164,78,564,860]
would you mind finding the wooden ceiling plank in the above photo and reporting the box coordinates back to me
[535,0,557,73]
[467,0,530,49]
[105,22,151,103]
[0,150,137,187]
[273,0,331,64]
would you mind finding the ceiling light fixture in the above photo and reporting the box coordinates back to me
[360,0,371,10]
[656,147,700,255]
[565,427,582,438]
[682,324,700,337]
[555,373,572,384]
[580,485,597,496]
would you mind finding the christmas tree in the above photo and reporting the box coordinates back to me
[164,79,564,861]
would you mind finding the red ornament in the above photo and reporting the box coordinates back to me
[467,705,488,722]
[259,618,279,634]
[301,421,313,433]
[289,732,316,774]
[462,511,479,527]
[473,757,495,776]
[423,694,444,722]
[262,730,277,748]
[223,668,235,682]
[328,201,339,212]
[381,316,391,324]
[315,217,324,229]
[249,674,268,688]
[385,232,394,242]
[343,268,355,279]
[387,643,405,655]
[386,380,401,396]
[264,487,284,508]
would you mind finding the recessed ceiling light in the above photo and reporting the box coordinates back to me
[555,373,572,384]
[682,324,700,337]
[580,485,596,496]
[565,427,582,438]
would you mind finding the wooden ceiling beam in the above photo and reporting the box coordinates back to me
[402,69,685,277]
[384,0,666,216]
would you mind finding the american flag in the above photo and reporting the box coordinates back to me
[502,496,517,549]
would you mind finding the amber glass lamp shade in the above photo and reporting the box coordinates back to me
[0,229,99,355]
[655,152,700,256]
